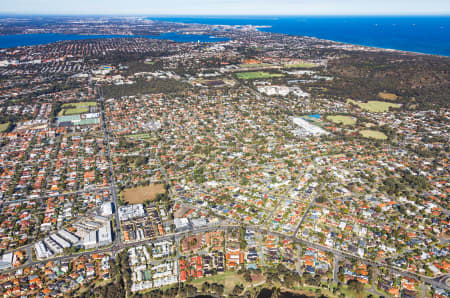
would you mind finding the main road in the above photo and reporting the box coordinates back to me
[98,87,122,246]
[1,218,449,291]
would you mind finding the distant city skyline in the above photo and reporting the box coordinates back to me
[1,0,450,15]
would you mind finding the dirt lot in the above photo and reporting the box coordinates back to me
[123,184,165,204]
[378,92,398,100]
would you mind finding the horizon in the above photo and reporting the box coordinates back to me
[1,13,450,17]
[2,0,450,16]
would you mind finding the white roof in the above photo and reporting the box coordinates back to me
[0,252,13,269]
[98,222,112,243]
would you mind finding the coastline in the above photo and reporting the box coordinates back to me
[149,16,450,57]
[0,16,448,58]
[260,31,450,58]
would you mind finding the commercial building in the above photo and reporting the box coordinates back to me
[50,233,71,249]
[292,117,329,137]
[81,230,98,249]
[34,241,53,260]
[118,204,145,221]
[174,218,191,232]
[44,237,63,254]
[98,221,113,247]
[80,221,112,249]
[100,202,114,216]
[58,229,80,244]
[0,253,12,270]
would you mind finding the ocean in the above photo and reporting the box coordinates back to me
[0,16,449,56]
[0,32,229,49]
[151,16,450,57]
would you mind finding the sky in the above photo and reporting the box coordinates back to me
[1,0,450,15]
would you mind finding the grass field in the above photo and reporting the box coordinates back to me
[59,102,96,116]
[61,101,97,108]
[239,63,272,68]
[190,271,246,295]
[378,92,398,100]
[236,71,284,80]
[0,122,10,132]
[123,184,165,204]
[126,133,154,139]
[64,107,90,115]
[347,99,401,112]
[326,115,357,125]
[360,129,388,140]
[284,63,317,68]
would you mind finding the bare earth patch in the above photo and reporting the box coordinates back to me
[123,184,165,204]
[378,92,398,100]
[250,273,264,283]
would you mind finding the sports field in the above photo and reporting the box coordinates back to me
[0,122,10,132]
[61,101,97,108]
[326,115,356,125]
[58,101,96,116]
[126,133,154,139]
[347,99,401,112]
[123,184,165,204]
[64,107,90,115]
[378,92,398,100]
[236,71,284,80]
[284,62,317,68]
[360,130,388,140]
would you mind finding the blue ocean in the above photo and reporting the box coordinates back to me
[152,16,450,56]
[0,16,449,56]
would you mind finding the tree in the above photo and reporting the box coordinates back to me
[316,196,327,204]
[201,281,210,293]
[232,284,244,295]
[347,279,364,293]
[211,283,224,296]
[135,156,148,167]
[243,270,252,283]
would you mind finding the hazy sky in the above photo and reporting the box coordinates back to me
[2,0,450,15]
